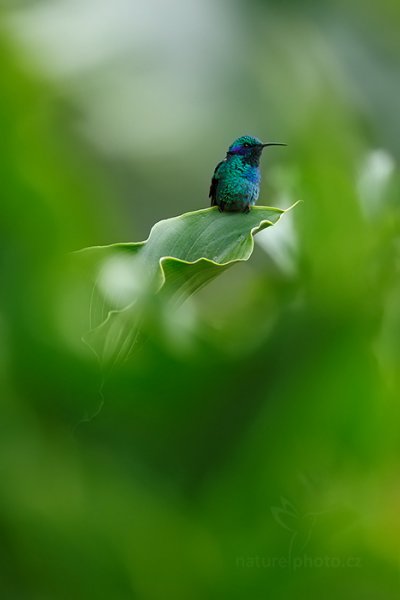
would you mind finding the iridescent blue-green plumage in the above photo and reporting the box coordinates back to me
[209,135,285,213]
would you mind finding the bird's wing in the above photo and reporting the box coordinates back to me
[209,160,224,206]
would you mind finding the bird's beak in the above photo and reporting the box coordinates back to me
[261,143,287,147]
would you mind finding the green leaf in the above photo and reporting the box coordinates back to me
[72,204,298,364]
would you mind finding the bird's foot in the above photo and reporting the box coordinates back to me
[242,205,251,214]
[218,202,226,213]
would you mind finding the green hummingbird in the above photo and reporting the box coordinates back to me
[209,135,286,212]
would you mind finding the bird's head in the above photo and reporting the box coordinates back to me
[227,135,286,164]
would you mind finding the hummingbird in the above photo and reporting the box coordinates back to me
[209,135,286,212]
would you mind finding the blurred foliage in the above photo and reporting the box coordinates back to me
[0,0,400,598]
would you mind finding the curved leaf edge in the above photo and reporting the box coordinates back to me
[80,202,300,349]
[72,203,299,257]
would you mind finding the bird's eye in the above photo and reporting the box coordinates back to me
[243,142,250,148]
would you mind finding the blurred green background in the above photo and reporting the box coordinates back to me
[1,0,400,598]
